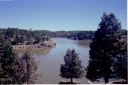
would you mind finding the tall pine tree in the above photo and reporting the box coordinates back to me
[86,13,127,83]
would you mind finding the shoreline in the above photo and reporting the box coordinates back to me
[12,43,56,49]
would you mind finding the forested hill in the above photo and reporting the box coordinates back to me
[0,28,95,41]
[53,31,95,40]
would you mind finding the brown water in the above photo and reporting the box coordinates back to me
[16,38,90,84]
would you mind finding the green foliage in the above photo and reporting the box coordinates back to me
[0,35,18,83]
[60,49,85,83]
[86,13,127,83]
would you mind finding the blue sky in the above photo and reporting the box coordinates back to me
[0,0,126,31]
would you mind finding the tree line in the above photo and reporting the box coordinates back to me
[0,28,95,45]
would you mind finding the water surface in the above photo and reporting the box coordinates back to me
[16,38,90,84]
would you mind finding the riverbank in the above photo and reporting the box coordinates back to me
[12,41,56,49]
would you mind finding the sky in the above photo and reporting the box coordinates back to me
[0,0,127,31]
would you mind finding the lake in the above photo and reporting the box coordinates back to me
[16,38,90,84]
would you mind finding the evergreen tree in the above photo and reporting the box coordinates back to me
[0,35,18,83]
[60,49,85,83]
[86,13,127,83]
[17,51,38,84]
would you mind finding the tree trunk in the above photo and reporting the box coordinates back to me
[104,76,109,83]
[71,77,73,83]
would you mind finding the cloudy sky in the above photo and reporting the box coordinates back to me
[0,0,126,31]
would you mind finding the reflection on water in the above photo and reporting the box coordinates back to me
[74,40,91,47]
[15,48,53,56]
[15,38,90,84]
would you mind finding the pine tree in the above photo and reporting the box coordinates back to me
[17,51,38,84]
[86,13,127,83]
[60,49,85,83]
[0,35,18,83]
